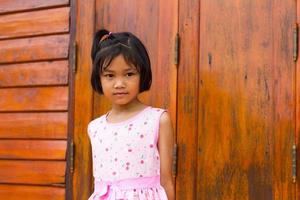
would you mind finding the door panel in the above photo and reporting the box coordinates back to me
[177,0,200,199]
[93,0,178,124]
[196,0,296,199]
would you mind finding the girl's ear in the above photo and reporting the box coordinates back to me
[91,29,110,60]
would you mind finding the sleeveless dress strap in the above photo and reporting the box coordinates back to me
[153,108,167,145]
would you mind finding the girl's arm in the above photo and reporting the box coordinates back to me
[158,112,175,200]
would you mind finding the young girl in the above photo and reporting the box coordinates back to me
[87,29,175,200]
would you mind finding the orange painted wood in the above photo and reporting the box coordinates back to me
[0,140,67,160]
[197,1,295,199]
[0,112,68,139]
[0,86,68,111]
[156,0,178,124]
[177,0,199,199]
[0,160,66,184]
[0,61,68,87]
[0,7,69,39]
[271,2,296,199]
[0,184,64,200]
[0,34,69,64]
[0,0,69,14]
[73,1,95,199]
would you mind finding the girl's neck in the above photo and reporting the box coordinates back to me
[111,99,146,114]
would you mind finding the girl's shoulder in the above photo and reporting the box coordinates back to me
[148,106,167,112]
[132,105,167,117]
[143,106,168,122]
[87,113,107,132]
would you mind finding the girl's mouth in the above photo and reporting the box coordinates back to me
[113,92,128,96]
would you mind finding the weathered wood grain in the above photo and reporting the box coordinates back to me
[296,2,300,199]
[0,160,66,184]
[0,86,68,111]
[197,1,295,199]
[0,140,67,160]
[73,1,94,199]
[0,0,69,14]
[0,34,69,64]
[177,0,199,199]
[0,7,69,39]
[0,184,65,200]
[0,112,68,139]
[0,61,68,87]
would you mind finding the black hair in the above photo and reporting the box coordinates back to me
[91,29,152,94]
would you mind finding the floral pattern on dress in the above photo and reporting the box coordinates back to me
[87,106,168,200]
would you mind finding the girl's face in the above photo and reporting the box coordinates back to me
[100,55,140,106]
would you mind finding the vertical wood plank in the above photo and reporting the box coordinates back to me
[177,0,199,199]
[157,0,178,127]
[65,0,76,198]
[296,1,300,198]
[272,1,295,199]
[73,0,95,199]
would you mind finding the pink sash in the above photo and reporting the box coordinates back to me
[88,175,164,200]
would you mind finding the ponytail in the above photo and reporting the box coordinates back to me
[91,29,110,60]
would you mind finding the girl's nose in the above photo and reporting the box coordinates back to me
[114,78,125,88]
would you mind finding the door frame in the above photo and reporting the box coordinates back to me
[72,0,95,199]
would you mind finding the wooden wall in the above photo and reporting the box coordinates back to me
[0,1,71,199]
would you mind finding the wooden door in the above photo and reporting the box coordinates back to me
[73,0,178,199]
[178,0,297,199]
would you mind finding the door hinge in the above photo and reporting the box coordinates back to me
[292,144,296,183]
[174,33,180,65]
[72,41,77,73]
[293,23,298,62]
[70,140,74,174]
[172,144,178,177]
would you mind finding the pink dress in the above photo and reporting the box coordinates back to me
[87,106,168,200]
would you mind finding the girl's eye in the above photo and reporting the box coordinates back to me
[104,74,114,78]
[126,72,135,77]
